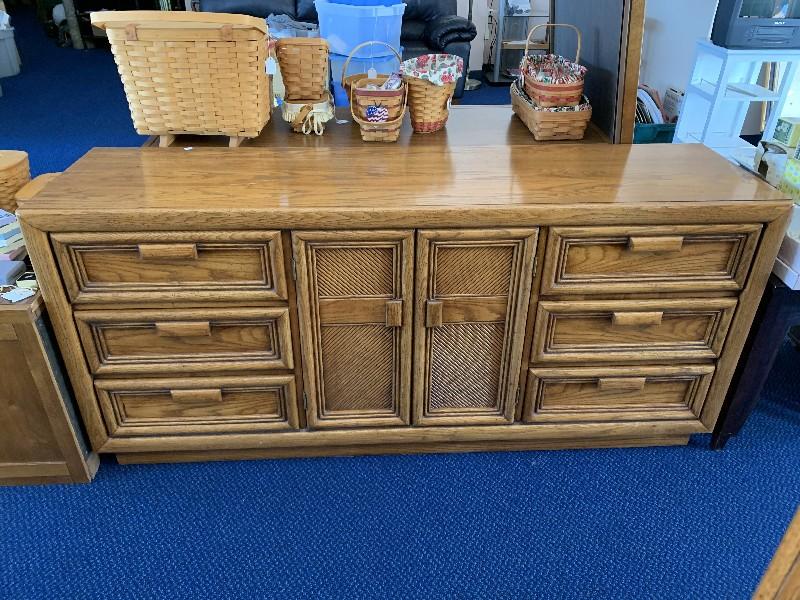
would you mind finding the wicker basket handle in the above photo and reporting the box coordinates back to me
[526,23,581,63]
[341,41,403,90]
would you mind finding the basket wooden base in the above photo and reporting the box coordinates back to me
[158,134,246,148]
[511,83,591,141]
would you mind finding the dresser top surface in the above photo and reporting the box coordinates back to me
[21,144,787,213]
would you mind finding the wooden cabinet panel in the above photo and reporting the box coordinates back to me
[293,231,414,428]
[75,307,293,375]
[533,298,738,364]
[541,224,762,294]
[523,365,714,424]
[52,231,287,304]
[414,229,538,425]
[95,375,298,437]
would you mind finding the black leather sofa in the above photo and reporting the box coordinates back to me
[198,0,477,97]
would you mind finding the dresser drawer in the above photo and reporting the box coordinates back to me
[75,307,293,376]
[52,231,287,304]
[532,298,737,364]
[95,376,299,437]
[523,365,714,424]
[541,225,761,294]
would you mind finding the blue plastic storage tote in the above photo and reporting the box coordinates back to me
[330,51,402,106]
[315,0,405,58]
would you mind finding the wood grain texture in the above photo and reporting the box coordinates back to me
[541,224,762,295]
[533,298,738,364]
[414,228,538,425]
[74,307,293,375]
[293,230,414,428]
[755,508,800,600]
[52,230,286,304]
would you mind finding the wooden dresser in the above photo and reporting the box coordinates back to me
[16,144,792,464]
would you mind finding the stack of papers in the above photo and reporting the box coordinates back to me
[0,210,25,261]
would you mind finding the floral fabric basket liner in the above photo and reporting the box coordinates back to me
[521,53,587,86]
[400,54,464,85]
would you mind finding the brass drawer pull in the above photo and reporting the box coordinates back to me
[426,300,443,328]
[611,311,664,328]
[627,236,684,253]
[598,377,647,392]
[155,321,212,338]
[169,388,223,403]
[137,243,198,261]
[385,300,403,327]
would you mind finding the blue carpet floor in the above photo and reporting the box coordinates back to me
[1,9,800,600]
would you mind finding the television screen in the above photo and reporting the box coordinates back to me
[739,0,800,18]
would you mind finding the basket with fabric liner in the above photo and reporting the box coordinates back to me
[401,53,462,134]
[90,11,272,148]
[511,81,591,141]
[276,37,329,102]
[0,150,29,214]
[351,76,407,142]
[521,23,585,108]
[341,40,402,104]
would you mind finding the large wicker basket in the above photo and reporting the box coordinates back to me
[276,37,329,102]
[0,150,29,214]
[511,81,591,141]
[91,11,272,143]
[521,23,585,108]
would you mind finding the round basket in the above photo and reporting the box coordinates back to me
[521,24,585,108]
[401,54,462,134]
[0,150,30,214]
[350,75,407,142]
[276,37,330,103]
[341,41,402,104]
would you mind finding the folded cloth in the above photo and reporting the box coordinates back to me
[266,13,319,38]
[423,16,477,50]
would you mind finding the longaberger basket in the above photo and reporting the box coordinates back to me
[91,11,272,143]
[521,23,586,108]
[511,81,591,141]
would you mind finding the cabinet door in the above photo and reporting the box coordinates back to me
[414,229,538,425]
[293,231,414,428]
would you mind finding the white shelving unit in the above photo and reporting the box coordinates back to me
[674,40,800,159]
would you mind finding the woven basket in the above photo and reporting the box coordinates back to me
[521,24,585,108]
[403,77,455,134]
[0,151,30,214]
[511,82,591,141]
[91,11,272,139]
[351,76,407,142]
[276,37,329,102]
[341,41,402,103]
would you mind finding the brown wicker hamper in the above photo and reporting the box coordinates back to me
[90,11,272,144]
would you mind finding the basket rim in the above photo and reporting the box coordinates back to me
[90,10,267,34]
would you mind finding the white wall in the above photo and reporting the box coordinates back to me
[639,0,719,96]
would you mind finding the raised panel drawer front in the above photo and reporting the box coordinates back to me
[95,376,299,437]
[75,307,293,375]
[415,228,538,426]
[52,231,287,304]
[293,230,414,429]
[541,224,762,294]
[523,365,715,424]
[533,298,738,364]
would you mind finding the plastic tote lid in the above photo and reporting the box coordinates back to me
[401,54,463,86]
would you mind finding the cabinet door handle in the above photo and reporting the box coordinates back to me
[611,311,664,328]
[426,300,443,328]
[155,321,212,337]
[170,388,223,403]
[627,236,684,253]
[138,243,198,261]
[598,377,647,392]
[385,300,403,327]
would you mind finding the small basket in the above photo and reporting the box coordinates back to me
[341,41,401,103]
[351,76,407,142]
[0,150,30,214]
[521,24,585,108]
[511,81,591,141]
[401,54,462,134]
[276,37,329,102]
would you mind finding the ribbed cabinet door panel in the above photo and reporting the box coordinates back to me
[414,229,538,425]
[293,231,414,428]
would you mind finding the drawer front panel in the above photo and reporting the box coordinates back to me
[75,308,293,375]
[542,225,761,294]
[524,366,714,424]
[293,230,414,429]
[52,231,287,304]
[533,298,737,364]
[96,376,298,436]
[415,228,538,426]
